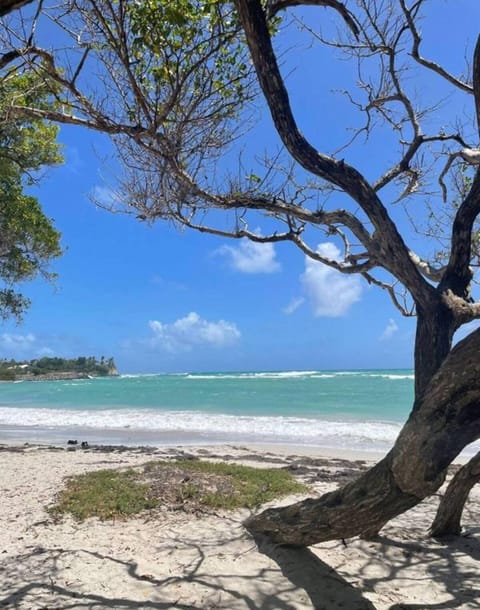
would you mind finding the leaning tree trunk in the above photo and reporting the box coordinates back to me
[245,328,480,546]
[430,451,480,537]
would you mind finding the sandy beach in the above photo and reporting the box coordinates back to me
[1,442,479,609]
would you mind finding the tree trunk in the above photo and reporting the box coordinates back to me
[413,306,453,400]
[245,328,480,545]
[430,451,480,537]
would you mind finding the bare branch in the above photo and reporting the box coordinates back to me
[408,251,445,283]
[267,0,359,38]
[439,167,480,299]
[71,46,90,87]
[442,290,480,327]
[474,34,480,139]
[399,0,473,94]
[290,232,374,273]
[0,48,22,70]
[439,148,480,203]
[301,2,476,207]
[362,271,415,317]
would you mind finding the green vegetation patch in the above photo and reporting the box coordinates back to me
[50,460,307,521]
[50,468,158,521]
[144,460,307,510]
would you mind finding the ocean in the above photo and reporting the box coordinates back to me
[0,369,416,453]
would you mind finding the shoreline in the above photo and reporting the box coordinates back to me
[0,428,385,463]
[0,431,475,464]
[2,420,479,463]
[0,421,395,456]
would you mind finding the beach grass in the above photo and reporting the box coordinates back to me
[145,459,308,510]
[50,468,158,521]
[50,459,307,520]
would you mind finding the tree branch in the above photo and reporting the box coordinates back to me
[399,0,474,95]
[362,271,414,317]
[439,167,480,299]
[408,251,446,283]
[267,0,359,39]
[474,34,480,139]
[233,0,432,306]
[442,290,480,326]
[0,48,22,70]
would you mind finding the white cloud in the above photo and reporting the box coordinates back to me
[91,185,120,208]
[300,243,362,317]
[0,333,36,351]
[283,296,305,315]
[0,333,54,358]
[216,239,281,274]
[37,347,56,357]
[147,312,241,353]
[380,318,399,341]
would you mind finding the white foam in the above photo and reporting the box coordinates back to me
[185,371,321,380]
[366,374,414,380]
[0,406,402,449]
[310,374,337,379]
[117,370,414,382]
[119,373,169,379]
[330,371,413,380]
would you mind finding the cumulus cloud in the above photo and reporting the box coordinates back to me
[380,318,399,341]
[300,243,362,317]
[0,333,36,351]
[283,296,305,315]
[0,333,54,358]
[215,239,281,274]
[147,312,241,353]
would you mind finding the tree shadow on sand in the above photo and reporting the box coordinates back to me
[2,525,480,609]
[249,524,480,610]
[0,533,299,609]
[251,534,376,610]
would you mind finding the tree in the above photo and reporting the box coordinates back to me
[0,60,62,319]
[2,0,480,541]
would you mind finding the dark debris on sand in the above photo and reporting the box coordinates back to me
[0,442,462,485]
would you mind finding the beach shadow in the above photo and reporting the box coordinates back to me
[384,530,480,609]
[247,524,480,610]
[251,533,377,610]
[3,522,480,609]
[0,537,300,609]
[345,528,480,610]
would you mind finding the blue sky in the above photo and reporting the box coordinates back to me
[1,1,479,373]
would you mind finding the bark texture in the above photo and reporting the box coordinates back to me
[430,451,480,537]
[246,328,480,545]
[413,307,454,400]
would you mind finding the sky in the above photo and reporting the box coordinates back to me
[1,1,480,374]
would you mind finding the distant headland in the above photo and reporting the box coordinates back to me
[0,356,119,382]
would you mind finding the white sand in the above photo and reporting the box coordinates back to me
[0,443,479,609]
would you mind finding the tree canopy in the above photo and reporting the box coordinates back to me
[0,63,62,319]
[0,355,117,379]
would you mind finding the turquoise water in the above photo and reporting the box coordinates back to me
[0,370,414,451]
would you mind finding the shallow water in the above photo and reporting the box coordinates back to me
[0,369,416,452]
